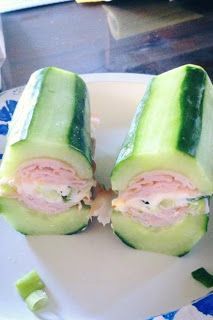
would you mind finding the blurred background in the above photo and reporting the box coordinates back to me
[0,0,212,90]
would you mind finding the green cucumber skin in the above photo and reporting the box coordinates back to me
[191,267,213,288]
[8,68,46,146]
[113,230,136,249]
[115,65,206,163]
[178,251,190,258]
[18,224,88,236]
[113,80,153,166]
[69,74,92,163]
[8,67,92,164]
[178,66,206,156]
[64,224,88,235]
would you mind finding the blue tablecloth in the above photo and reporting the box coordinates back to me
[149,292,213,319]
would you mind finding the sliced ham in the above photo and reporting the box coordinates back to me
[8,159,95,214]
[112,171,207,227]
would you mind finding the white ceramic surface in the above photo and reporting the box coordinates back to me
[0,73,212,320]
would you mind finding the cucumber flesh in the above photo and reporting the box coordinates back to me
[0,197,90,235]
[112,210,209,256]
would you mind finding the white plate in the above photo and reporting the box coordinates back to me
[0,73,212,320]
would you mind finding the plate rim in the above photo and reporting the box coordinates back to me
[82,72,153,83]
[0,73,154,96]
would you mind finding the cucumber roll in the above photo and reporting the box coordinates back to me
[0,67,95,235]
[111,64,213,256]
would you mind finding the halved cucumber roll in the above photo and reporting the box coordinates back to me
[0,67,95,235]
[111,64,213,256]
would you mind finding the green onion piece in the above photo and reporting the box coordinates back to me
[16,270,45,299]
[192,267,213,288]
[25,290,48,312]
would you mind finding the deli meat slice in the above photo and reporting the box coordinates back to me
[10,159,95,214]
[112,171,207,227]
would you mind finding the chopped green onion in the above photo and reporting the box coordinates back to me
[192,267,213,288]
[16,270,45,299]
[16,270,49,312]
[25,290,48,312]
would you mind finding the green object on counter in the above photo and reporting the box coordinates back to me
[25,290,49,312]
[16,270,45,299]
[16,270,49,312]
[192,267,213,288]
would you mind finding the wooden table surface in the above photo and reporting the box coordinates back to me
[1,0,213,90]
